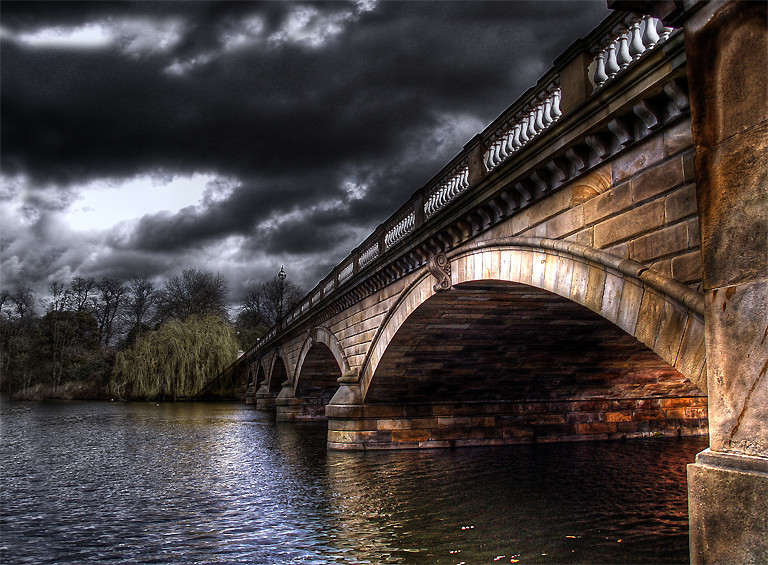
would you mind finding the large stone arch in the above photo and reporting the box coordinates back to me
[293,326,350,388]
[359,237,706,402]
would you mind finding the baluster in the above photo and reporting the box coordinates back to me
[605,42,620,77]
[487,146,496,170]
[642,15,660,48]
[594,50,609,86]
[543,97,553,125]
[551,88,562,119]
[617,30,632,69]
[519,115,530,143]
[494,140,504,167]
[527,109,537,138]
[483,148,493,171]
[486,147,496,171]
[497,138,508,162]
[655,18,673,41]
[512,122,523,148]
[491,141,502,168]
[504,129,515,155]
[534,104,545,131]
[629,20,645,59]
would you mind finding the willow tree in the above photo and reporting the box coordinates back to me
[110,315,238,401]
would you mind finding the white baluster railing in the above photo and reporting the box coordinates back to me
[359,241,379,269]
[338,262,354,283]
[483,84,562,173]
[590,14,676,90]
[384,211,416,249]
[423,164,470,218]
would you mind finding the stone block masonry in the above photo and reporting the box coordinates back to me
[327,397,707,450]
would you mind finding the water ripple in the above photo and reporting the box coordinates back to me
[0,399,705,564]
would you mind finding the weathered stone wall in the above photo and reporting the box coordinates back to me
[327,397,707,450]
[476,120,699,289]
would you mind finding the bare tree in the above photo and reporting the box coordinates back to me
[11,283,36,322]
[95,278,126,347]
[237,275,304,330]
[70,276,96,313]
[157,269,230,323]
[125,276,157,344]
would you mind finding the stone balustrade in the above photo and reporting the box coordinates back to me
[338,261,354,284]
[590,14,675,90]
[358,241,379,269]
[483,85,562,173]
[424,163,470,218]
[384,210,416,248]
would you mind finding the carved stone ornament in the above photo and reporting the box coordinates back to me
[427,252,452,292]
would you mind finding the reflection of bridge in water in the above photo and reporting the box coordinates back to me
[208,2,767,562]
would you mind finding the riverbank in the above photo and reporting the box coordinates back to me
[8,380,109,401]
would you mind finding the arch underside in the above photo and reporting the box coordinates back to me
[367,280,702,404]
[269,358,288,393]
[296,343,341,403]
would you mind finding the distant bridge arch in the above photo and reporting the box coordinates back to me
[277,328,348,421]
[267,351,289,394]
[293,326,350,386]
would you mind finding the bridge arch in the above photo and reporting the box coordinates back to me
[254,363,266,388]
[267,351,290,394]
[293,326,350,386]
[359,237,706,402]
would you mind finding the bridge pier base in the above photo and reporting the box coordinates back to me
[275,381,328,421]
[326,397,707,450]
[254,384,276,411]
[244,384,256,405]
[688,451,768,564]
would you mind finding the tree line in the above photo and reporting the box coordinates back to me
[0,269,304,401]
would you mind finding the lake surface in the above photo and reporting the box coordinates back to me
[0,399,707,564]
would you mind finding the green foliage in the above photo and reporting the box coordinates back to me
[109,315,239,401]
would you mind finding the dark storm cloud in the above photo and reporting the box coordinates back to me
[0,0,611,304]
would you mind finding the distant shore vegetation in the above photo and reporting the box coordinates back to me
[0,269,303,401]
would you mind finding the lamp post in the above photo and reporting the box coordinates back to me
[277,265,286,325]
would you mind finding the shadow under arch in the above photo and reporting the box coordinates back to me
[268,353,290,394]
[293,326,350,386]
[359,237,707,403]
[254,363,266,388]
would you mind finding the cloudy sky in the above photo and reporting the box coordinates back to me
[1,0,610,309]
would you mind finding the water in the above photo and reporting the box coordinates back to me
[0,399,706,564]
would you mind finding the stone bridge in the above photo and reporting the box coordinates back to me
[222,2,767,562]
[243,8,707,444]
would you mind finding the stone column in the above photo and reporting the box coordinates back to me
[275,380,299,422]
[681,1,768,563]
[254,383,276,411]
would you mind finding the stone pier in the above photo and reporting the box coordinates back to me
[675,1,768,563]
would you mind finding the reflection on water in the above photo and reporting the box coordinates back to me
[0,399,706,564]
